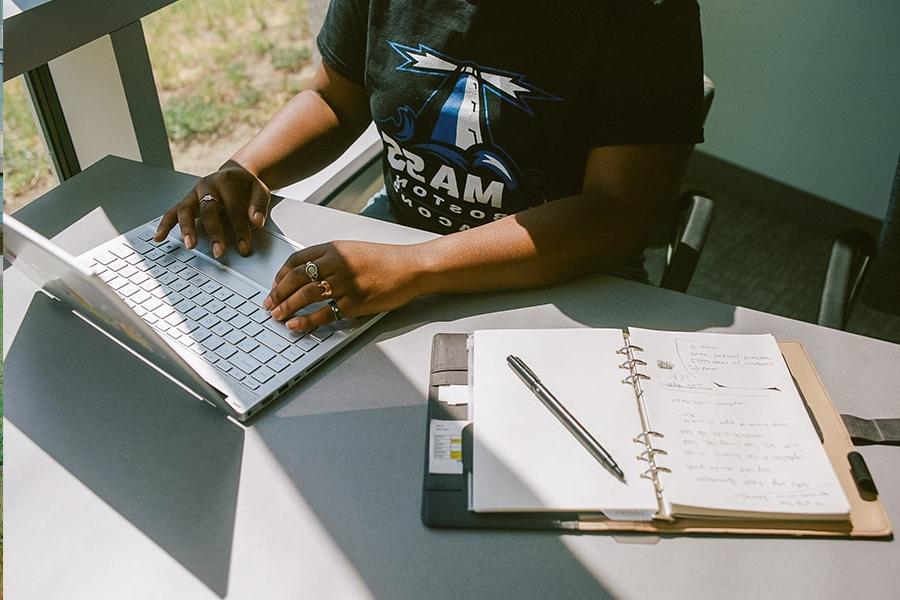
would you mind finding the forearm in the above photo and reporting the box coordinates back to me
[230,90,365,189]
[412,192,657,295]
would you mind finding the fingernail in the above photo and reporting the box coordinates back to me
[184,234,194,248]
[213,242,223,258]
[263,297,273,310]
[254,212,266,227]
[239,240,249,255]
[272,306,282,319]
[287,319,301,330]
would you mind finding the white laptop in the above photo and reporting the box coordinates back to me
[3,213,386,421]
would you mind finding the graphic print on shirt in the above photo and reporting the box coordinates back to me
[379,43,561,231]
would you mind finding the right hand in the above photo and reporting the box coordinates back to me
[155,159,271,257]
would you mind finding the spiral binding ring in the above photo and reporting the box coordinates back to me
[637,448,669,462]
[619,358,647,370]
[633,430,664,444]
[616,344,644,356]
[622,373,651,385]
[640,465,672,480]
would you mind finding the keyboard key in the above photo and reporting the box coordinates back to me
[150,286,168,299]
[118,283,141,297]
[118,265,138,279]
[225,294,244,309]
[147,264,166,278]
[108,258,129,272]
[229,353,261,375]
[107,276,128,290]
[143,297,163,312]
[165,328,181,340]
[158,272,178,286]
[154,304,175,319]
[155,320,170,332]
[241,322,264,337]
[134,306,147,317]
[283,346,305,362]
[180,286,201,300]
[256,330,289,353]
[142,313,158,325]
[137,229,155,242]
[251,366,276,384]
[123,297,137,308]
[215,342,238,360]
[187,271,210,287]
[171,248,195,262]
[184,257,260,299]
[243,379,260,391]
[263,318,304,342]
[297,336,319,352]
[237,337,259,353]
[250,308,270,324]
[201,280,221,294]
[224,329,244,345]
[189,343,207,356]
[186,305,209,321]
[98,270,116,283]
[125,253,144,265]
[165,312,187,327]
[169,262,189,275]
[193,291,214,306]
[169,278,190,292]
[131,290,152,305]
[211,322,231,337]
[157,254,177,267]
[130,271,150,285]
[192,327,212,343]
[217,361,232,374]
[140,278,162,292]
[219,307,238,322]
[230,314,251,329]
[250,345,275,363]
[237,303,256,316]
[145,248,165,261]
[110,245,134,259]
[94,251,117,265]
[129,238,154,253]
[199,314,218,329]
[206,300,226,315]
[174,298,194,313]
[269,356,291,373]
[160,240,181,253]
[176,319,200,335]
[201,336,225,351]
[213,288,233,302]
[311,326,336,341]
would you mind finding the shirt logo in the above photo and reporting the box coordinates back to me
[379,43,561,231]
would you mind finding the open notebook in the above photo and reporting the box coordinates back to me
[468,328,851,522]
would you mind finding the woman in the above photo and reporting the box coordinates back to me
[155,0,704,331]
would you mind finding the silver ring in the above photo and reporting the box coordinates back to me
[329,299,344,322]
[199,193,218,207]
[304,261,320,282]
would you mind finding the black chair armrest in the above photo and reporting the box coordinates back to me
[817,229,877,329]
[660,191,714,293]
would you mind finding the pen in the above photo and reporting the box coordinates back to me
[506,355,627,484]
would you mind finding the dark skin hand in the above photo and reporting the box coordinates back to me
[156,63,691,331]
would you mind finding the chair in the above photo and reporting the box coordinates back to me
[658,75,716,293]
[817,154,900,329]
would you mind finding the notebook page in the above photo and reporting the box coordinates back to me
[629,328,849,519]
[470,329,657,517]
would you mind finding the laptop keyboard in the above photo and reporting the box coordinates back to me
[87,230,335,392]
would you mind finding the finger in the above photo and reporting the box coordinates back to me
[265,258,334,311]
[157,188,198,242]
[197,187,227,258]
[270,280,337,321]
[247,184,270,228]
[177,203,198,250]
[285,302,344,332]
[269,246,328,298]
[219,186,253,256]
[155,207,180,242]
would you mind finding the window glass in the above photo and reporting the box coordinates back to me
[3,77,59,213]
[142,0,316,176]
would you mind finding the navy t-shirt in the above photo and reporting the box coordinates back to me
[318,0,704,234]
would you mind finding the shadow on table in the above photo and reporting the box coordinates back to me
[4,293,243,598]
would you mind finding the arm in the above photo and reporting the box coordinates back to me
[266,143,692,329]
[155,62,370,256]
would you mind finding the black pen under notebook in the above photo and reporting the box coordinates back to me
[506,355,627,484]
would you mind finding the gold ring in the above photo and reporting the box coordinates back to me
[317,279,333,298]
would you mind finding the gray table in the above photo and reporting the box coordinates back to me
[4,156,899,600]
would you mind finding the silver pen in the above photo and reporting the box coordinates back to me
[507,355,626,483]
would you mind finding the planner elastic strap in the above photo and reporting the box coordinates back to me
[841,415,900,446]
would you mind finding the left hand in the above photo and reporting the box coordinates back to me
[264,240,426,331]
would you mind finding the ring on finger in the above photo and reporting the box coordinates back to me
[304,261,320,282]
[199,194,218,207]
[317,279,333,298]
[328,299,344,322]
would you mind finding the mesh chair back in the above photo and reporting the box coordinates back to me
[861,154,900,315]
